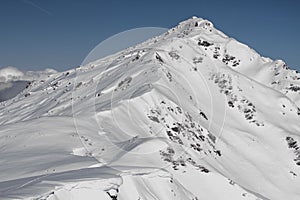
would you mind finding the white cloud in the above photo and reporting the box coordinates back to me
[0,66,24,83]
[0,66,58,96]
[0,66,58,83]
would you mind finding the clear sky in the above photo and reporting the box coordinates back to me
[0,0,299,71]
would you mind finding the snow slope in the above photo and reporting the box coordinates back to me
[1,17,300,200]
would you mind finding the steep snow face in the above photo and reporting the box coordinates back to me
[1,17,300,200]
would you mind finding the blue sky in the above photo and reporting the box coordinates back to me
[0,0,299,71]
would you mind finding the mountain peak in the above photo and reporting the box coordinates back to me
[171,16,215,35]
[1,17,300,200]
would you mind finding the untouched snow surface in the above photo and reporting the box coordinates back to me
[1,17,300,200]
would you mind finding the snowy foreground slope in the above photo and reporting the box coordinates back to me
[1,17,300,200]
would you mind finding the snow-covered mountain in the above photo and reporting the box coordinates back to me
[1,17,300,200]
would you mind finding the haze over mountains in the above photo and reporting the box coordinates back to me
[0,17,300,200]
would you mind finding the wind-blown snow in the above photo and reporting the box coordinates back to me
[0,17,300,200]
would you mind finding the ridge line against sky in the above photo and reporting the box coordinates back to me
[0,0,299,71]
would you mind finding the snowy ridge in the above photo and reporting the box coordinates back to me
[0,17,300,200]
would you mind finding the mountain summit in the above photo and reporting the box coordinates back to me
[1,17,300,200]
